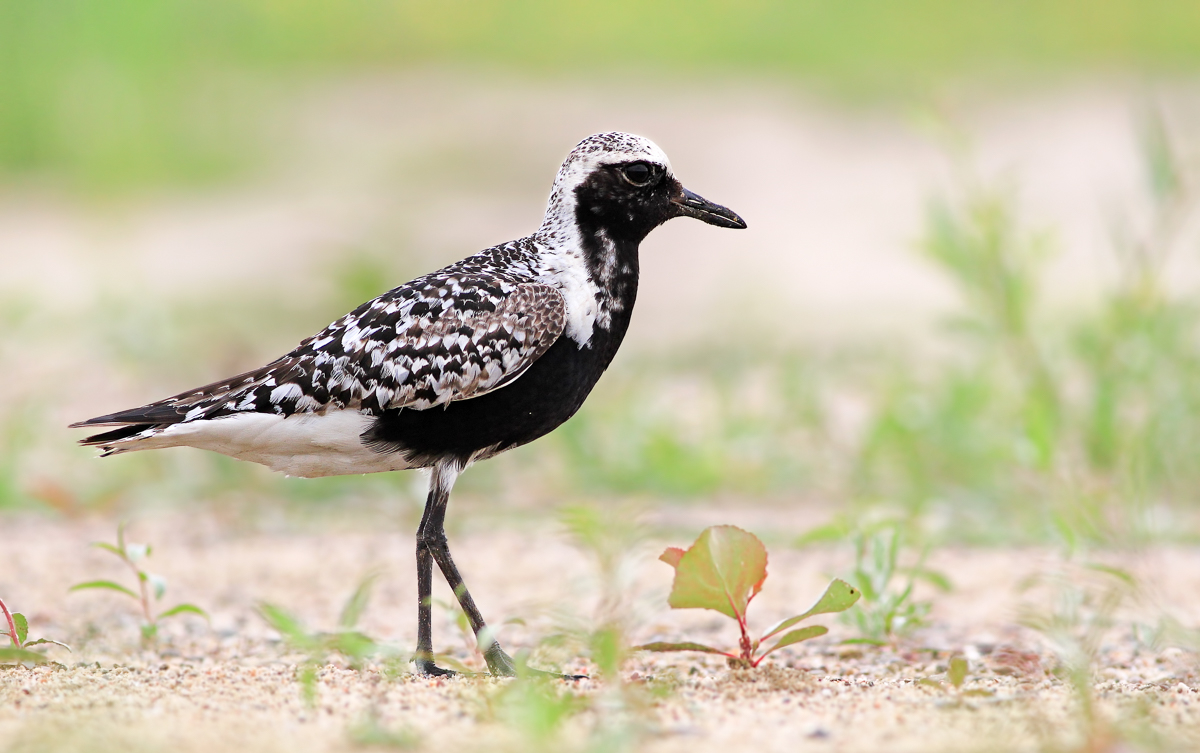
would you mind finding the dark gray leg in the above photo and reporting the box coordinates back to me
[412,482,453,676]
[412,461,517,677]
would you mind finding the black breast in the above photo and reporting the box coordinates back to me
[363,316,630,467]
[366,186,645,468]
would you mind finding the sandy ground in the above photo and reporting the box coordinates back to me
[3,508,1200,753]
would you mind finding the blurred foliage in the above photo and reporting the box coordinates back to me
[858,113,1200,545]
[4,2,1200,546]
[11,114,1200,543]
[4,0,1200,190]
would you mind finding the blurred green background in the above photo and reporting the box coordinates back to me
[5,0,1200,191]
[4,0,1200,547]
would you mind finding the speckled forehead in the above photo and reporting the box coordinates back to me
[555,132,673,185]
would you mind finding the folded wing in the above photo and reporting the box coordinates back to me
[73,275,567,438]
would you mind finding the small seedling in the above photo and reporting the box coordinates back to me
[69,523,208,644]
[259,574,401,705]
[918,654,994,704]
[842,523,949,645]
[637,525,860,668]
[0,596,70,665]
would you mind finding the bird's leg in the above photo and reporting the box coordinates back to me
[412,480,454,677]
[416,462,519,677]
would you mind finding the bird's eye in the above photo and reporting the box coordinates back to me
[622,162,653,186]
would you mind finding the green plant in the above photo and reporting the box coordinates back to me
[489,678,590,749]
[69,523,208,644]
[347,711,422,750]
[0,596,70,665]
[917,654,996,705]
[638,525,859,668]
[1018,561,1138,752]
[841,523,950,645]
[259,574,400,706]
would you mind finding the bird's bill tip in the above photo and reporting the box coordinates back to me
[671,187,747,229]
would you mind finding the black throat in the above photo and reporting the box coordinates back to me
[574,206,641,347]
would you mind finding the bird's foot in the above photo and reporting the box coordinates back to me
[412,652,458,678]
[482,643,518,676]
[483,643,587,681]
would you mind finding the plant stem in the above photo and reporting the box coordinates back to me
[737,614,753,663]
[0,596,20,648]
[121,551,154,630]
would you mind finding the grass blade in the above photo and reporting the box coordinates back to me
[70,580,139,599]
[159,603,210,621]
[635,641,730,656]
[0,647,49,664]
[338,574,378,630]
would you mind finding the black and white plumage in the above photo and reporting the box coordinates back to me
[72,132,746,676]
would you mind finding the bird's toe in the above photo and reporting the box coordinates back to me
[413,655,458,678]
[483,644,587,680]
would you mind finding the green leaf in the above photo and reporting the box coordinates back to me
[298,664,318,707]
[13,613,28,645]
[258,602,316,650]
[338,574,378,630]
[70,580,139,599]
[1083,562,1137,587]
[666,526,768,621]
[761,579,861,641]
[635,641,730,656]
[24,638,72,652]
[761,625,828,657]
[329,630,380,661]
[159,603,209,621]
[0,647,48,664]
[911,567,954,592]
[949,656,968,689]
[91,542,124,557]
[659,547,686,569]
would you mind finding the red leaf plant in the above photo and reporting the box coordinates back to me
[639,526,860,668]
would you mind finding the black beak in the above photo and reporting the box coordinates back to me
[671,187,747,229]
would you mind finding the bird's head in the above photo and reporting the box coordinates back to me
[539,132,746,244]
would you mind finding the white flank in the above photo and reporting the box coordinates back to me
[109,411,411,478]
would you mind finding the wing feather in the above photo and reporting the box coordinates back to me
[72,276,567,431]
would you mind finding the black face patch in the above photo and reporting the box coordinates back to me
[572,161,680,243]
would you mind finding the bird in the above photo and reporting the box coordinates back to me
[71,132,747,677]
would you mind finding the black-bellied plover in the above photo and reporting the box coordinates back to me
[72,132,747,676]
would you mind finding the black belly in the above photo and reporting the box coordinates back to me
[363,325,622,466]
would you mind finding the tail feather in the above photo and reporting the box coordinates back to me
[78,424,155,447]
[69,404,187,429]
